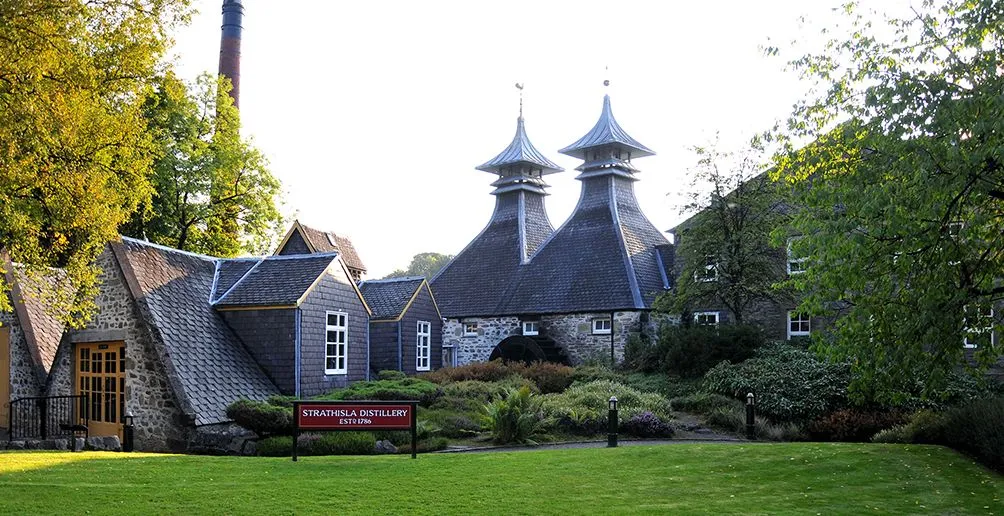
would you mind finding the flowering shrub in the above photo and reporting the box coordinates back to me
[621,411,675,438]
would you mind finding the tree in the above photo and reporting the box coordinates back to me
[0,0,189,321]
[661,138,789,324]
[772,0,1004,401]
[121,72,283,256]
[383,252,453,280]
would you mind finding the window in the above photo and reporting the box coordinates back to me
[523,321,539,336]
[592,318,612,335]
[787,312,811,339]
[787,237,807,275]
[416,321,431,371]
[695,254,718,282]
[948,221,964,239]
[325,311,348,374]
[694,312,719,327]
[963,305,993,349]
[463,322,478,337]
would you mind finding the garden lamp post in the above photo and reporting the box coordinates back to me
[123,413,135,452]
[745,393,755,440]
[608,396,619,448]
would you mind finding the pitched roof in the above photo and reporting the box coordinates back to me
[476,117,563,175]
[559,95,655,160]
[213,254,339,308]
[2,259,67,383]
[112,238,278,425]
[358,277,426,320]
[211,259,257,303]
[283,221,367,274]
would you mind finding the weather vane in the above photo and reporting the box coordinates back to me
[515,82,524,117]
[604,65,610,88]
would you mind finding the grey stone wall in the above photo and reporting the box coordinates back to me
[1,310,43,404]
[49,248,188,452]
[444,316,520,365]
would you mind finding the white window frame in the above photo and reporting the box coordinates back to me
[963,305,993,349]
[416,320,431,371]
[522,321,539,336]
[694,311,719,327]
[324,311,348,375]
[787,237,807,275]
[592,318,612,335]
[695,254,718,282]
[787,311,811,339]
[463,321,478,337]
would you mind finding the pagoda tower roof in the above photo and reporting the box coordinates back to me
[476,117,564,175]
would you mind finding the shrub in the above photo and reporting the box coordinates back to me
[703,342,850,422]
[702,404,806,441]
[314,377,441,406]
[620,373,672,395]
[939,397,1004,472]
[621,411,675,438]
[420,407,482,438]
[510,361,575,394]
[542,380,672,436]
[661,325,766,378]
[406,437,449,454]
[807,408,907,442]
[226,399,294,437]
[265,395,297,408]
[377,370,408,380]
[623,333,663,373]
[482,386,549,444]
[570,365,622,385]
[256,436,293,456]
[310,432,376,455]
[420,360,512,384]
[669,393,742,415]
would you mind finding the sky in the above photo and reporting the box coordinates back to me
[169,0,913,278]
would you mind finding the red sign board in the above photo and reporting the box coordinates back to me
[296,403,413,430]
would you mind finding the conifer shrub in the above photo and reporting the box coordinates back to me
[226,398,294,437]
[935,398,1004,473]
[314,377,441,405]
[569,365,622,385]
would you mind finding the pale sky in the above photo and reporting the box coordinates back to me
[170,0,913,278]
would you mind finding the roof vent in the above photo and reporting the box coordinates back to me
[326,233,337,246]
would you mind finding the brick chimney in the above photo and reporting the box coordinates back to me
[218,0,243,108]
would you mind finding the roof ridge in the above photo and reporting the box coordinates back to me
[361,276,425,285]
[211,258,265,306]
[120,236,220,261]
[609,177,645,309]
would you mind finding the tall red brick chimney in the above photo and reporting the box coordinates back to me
[218,0,243,108]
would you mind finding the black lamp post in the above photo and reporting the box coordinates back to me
[123,413,135,452]
[607,396,618,448]
[745,392,755,440]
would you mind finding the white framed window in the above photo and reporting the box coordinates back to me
[787,237,807,275]
[416,321,431,371]
[592,318,612,335]
[695,254,718,282]
[787,311,811,339]
[463,321,478,337]
[963,305,993,349]
[694,312,719,327]
[325,311,348,375]
[522,321,539,336]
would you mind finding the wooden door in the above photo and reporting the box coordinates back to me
[75,342,125,439]
[0,327,9,429]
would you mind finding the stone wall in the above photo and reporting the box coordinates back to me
[1,310,42,403]
[49,249,188,452]
[443,316,520,365]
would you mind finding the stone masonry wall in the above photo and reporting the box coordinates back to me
[1,310,42,403]
[444,316,520,365]
[48,249,188,452]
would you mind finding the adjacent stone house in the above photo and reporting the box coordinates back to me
[431,95,675,366]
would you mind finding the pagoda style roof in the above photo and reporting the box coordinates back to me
[559,95,655,160]
[476,117,563,175]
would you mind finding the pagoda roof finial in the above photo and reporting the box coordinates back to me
[476,85,563,176]
[559,94,655,161]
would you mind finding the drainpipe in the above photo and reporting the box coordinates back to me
[610,311,616,367]
[294,308,302,398]
[365,318,371,381]
[397,321,403,372]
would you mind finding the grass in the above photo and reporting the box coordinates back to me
[0,444,1001,514]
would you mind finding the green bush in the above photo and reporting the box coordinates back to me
[872,410,950,444]
[226,398,294,437]
[256,436,294,456]
[570,365,622,385]
[419,407,482,438]
[807,408,907,442]
[377,370,408,380]
[670,393,742,415]
[703,404,806,442]
[662,325,765,378]
[542,380,672,436]
[621,411,675,438]
[482,386,549,444]
[420,359,513,384]
[406,437,449,454]
[939,397,1004,472]
[265,395,297,408]
[623,333,663,373]
[314,377,441,406]
[703,342,851,422]
[510,361,575,394]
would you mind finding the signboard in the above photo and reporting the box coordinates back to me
[292,400,418,460]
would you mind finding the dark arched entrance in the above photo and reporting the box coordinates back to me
[489,335,571,365]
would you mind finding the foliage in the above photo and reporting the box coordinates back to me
[420,359,513,384]
[383,252,453,280]
[377,370,407,380]
[669,393,743,415]
[657,137,789,324]
[807,409,907,443]
[0,0,189,320]
[771,0,1004,401]
[542,380,672,435]
[407,437,449,454]
[621,411,675,438]
[225,398,293,437]
[418,407,482,438]
[508,361,575,394]
[569,365,622,386]
[313,377,441,406]
[482,386,549,444]
[120,72,283,256]
[661,324,765,378]
[422,359,573,394]
[938,397,1004,472]
[703,342,850,422]
[256,432,376,457]
[703,405,806,442]
[871,410,950,444]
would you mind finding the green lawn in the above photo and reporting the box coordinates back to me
[0,443,1000,514]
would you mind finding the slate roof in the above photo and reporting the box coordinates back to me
[559,95,655,160]
[3,263,68,382]
[211,259,257,303]
[476,117,563,175]
[113,238,278,425]
[295,222,367,274]
[358,277,425,320]
[214,254,339,308]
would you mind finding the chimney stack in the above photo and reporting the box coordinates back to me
[218,0,244,108]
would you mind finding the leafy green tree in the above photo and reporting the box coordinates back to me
[772,0,1004,401]
[383,252,453,280]
[0,0,189,321]
[662,138,789,323]
[122,72,284,256]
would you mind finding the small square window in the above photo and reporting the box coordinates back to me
[694,312,719,327]
[592,318,612,335]
[523,321,539,336]
[463,322,479,337]
[787,311,810,339]
[695,254,718,282]
[963,305,993,349]
[787,237,807,275]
